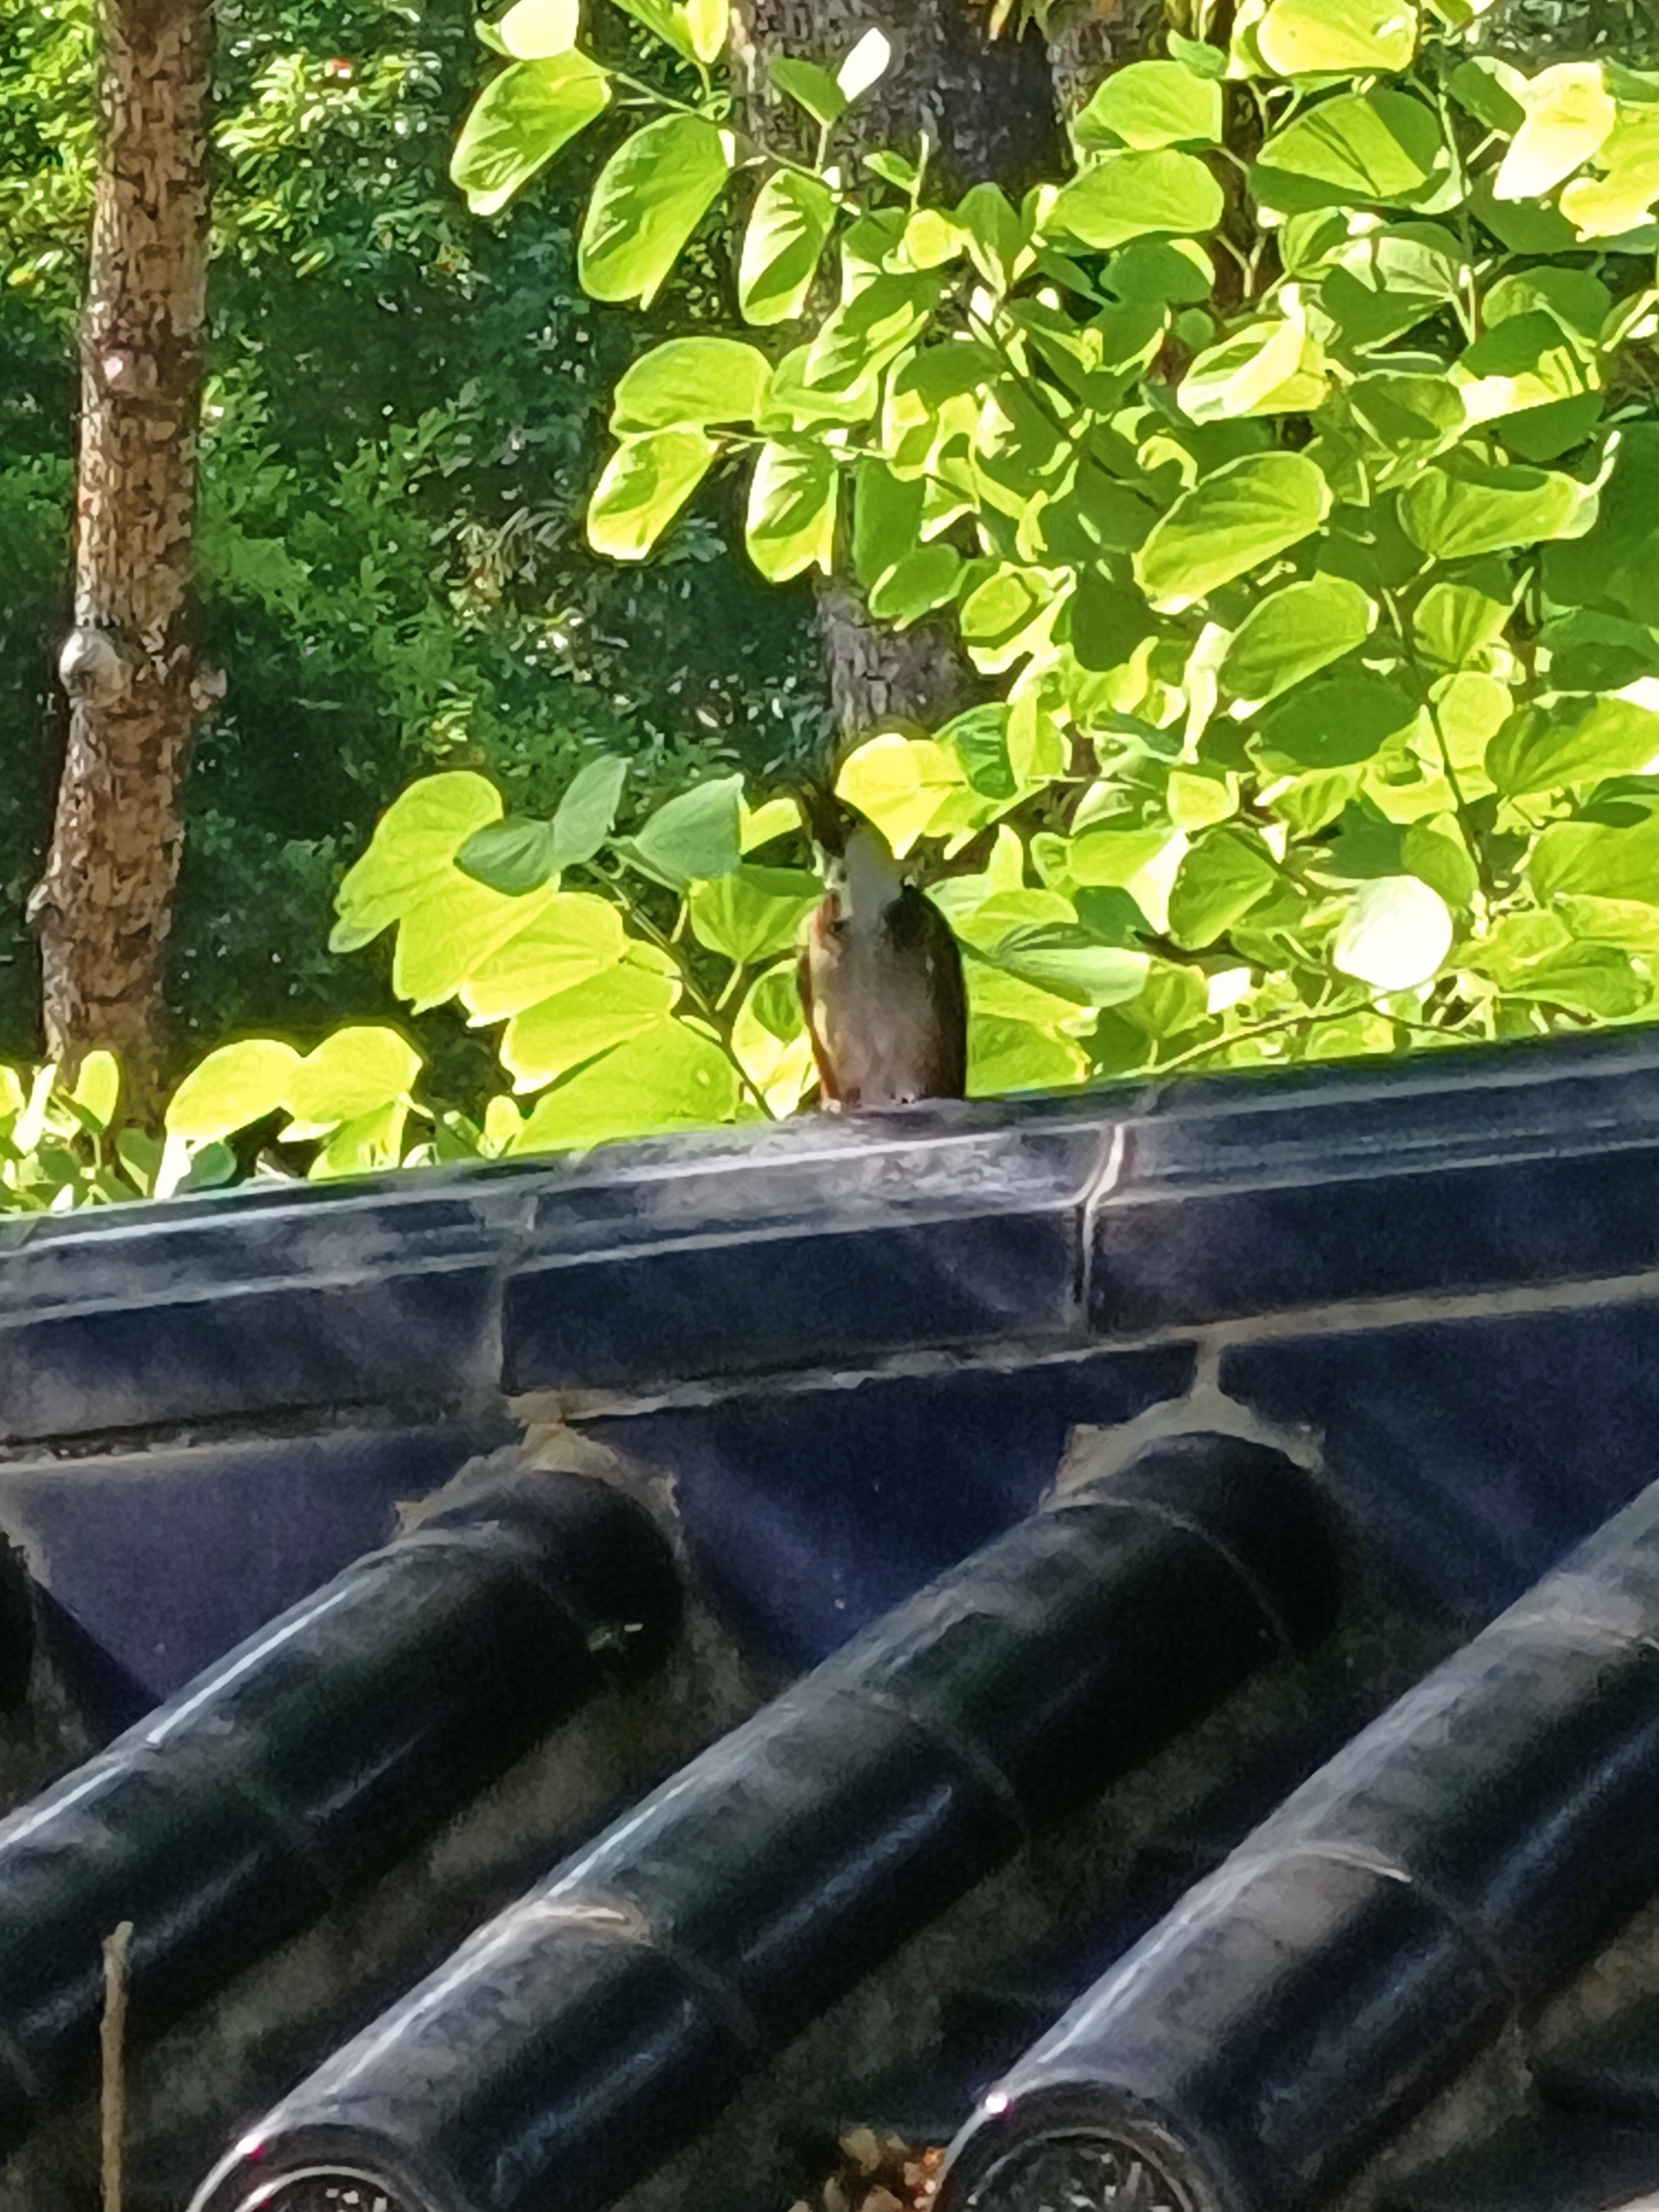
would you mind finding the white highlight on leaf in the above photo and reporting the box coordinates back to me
[837,27,891,100]
[1334,876,1453,992]
[499,0,580,57]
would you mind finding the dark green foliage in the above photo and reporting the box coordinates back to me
[0,0,823,1065]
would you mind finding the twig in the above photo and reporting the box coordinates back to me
[100,1921,133,2212]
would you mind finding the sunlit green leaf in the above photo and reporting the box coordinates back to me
[330,776,499,945]
[743,797,802,853]
[1001,685,1063,785]
[960,565,1059,669]
[682,0,727,64]
[167,1039,302,1143]
[1256,0,1416,77]
[1068,823,1182,887]
[1222,575,1374,707]
[968,1015,1090,1094]
[501,963,679,1088]
[620,774,746,887]
[71,1052,121,1133]
[1560,108,1659,238]
[1320,224,1461,349]
[1485,264,1610,340]
[1301,1009,1397,1060]
[1532,811,1659,904]
[1399,454,1596,560]
[1466,915,1648,1014]
[307,1101,410,1181]
[1168,768,1238,830]
[1048,150,1225,249]
[837,734,965,856]
[1414,569,1515,668]
[738,172,836,325]
[763,345,881,432]
[1170,30,1229,75]
[733,966,816,1114]
[1453,311,1596,426]
[1254,91,1442,211]
[1506,947,1649,1017]
[613,337,770,430]
[1120,960,1212,1036]
[1558,896,1659,955]
[806,273,936,396]
[579,114,730,306]
[689,867,820,963]
[956,183,1028,289]
[897,208,966,272]
[511,1019,742,1147]
[1134,451,1331,612]
[450,54,610,217]
[1487,695,1659,797]
[497,0,580,56]
[1167,827,1280,946]
[282,1026,423,1139]
[1073,60,1223,150]
[1180,317,1328,422]
[610,0,697,57]
[460,894,627,1022]
[979,923,1150,1006]
[1494,62,1616,201]
[747,440,838,581]
[330,771,517,1001]
[588,431,718,560]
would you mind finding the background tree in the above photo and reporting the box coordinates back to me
[30,0,212,1090]
[0,0,825,1083]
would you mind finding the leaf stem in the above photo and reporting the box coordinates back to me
[1378,580,1496,901]
[1151,988,1370,1074]
[606,877,776,1114]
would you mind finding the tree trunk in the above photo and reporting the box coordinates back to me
[33,0,212,1096]
[732,0,1065,749]
[812,581,984,738]
[732,0,1065,193]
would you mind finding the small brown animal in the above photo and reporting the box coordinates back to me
[797,789,968,1111]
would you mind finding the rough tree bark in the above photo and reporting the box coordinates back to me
[732,0,1066,195]
[32,0,215,1095]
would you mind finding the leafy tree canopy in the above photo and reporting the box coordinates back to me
[7,0,1659,1205]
